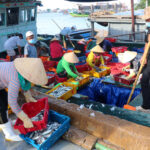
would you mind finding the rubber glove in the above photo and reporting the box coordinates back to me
[17,111,33,128]
[24,90,37,103]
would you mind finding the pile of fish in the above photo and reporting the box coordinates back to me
[28,121,61,145]
[75,76,84,81]
[49,85,72,98]
[31,110,44,121]
[119,75,128,79]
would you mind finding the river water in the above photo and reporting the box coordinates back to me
[37,12,107,35]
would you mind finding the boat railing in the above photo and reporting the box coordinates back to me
[107,31,146,42]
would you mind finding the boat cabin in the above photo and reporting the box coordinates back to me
[0,0,41,53]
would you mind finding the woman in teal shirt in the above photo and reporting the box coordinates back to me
[57,52,80,79]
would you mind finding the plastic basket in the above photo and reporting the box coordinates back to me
[46,82,77,100]
[82,70,93,76]
[76,64,91,73]
[0,58,9,62]
[67,74,90,87]
[40,56,49,62]
[105,38,117,43]
[20,110,70,150]
[55,75,67,83]
[8,105,13,115]
[43,61,57,71]
[14,97,49,134]
[47,74,55,84]
[113,72,136,85]
[75,62,86,66]
[102,53,112,63]
[112,46,128,53]
[78,56,86,62]
[92,66,111,78]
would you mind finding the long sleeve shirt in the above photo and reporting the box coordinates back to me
[56,57,78,78]
[86,51,104,67]
[0,62,21,114]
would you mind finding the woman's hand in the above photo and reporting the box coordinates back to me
[24,90,37,103]
[17,111,33,128]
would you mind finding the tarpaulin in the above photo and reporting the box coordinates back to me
[78,78,141,107]
[132,47,144,53]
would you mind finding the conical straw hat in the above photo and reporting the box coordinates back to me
[63,52,79,63]
[91,45,104,53]
[14,58,48,85]
[96,37,104,44]
[95,33,104,44]
[118,51,137,63]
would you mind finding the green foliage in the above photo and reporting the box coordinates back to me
[135,0,150,10]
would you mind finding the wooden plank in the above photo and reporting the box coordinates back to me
[31,90,150,150]
[63,126,97,150]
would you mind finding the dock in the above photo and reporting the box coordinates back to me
[88,11,146,42]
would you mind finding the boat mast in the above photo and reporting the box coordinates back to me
[91,5,95,37]
[131,0,135,41]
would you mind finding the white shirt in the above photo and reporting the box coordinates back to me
[4,36,22,51]
[60,27,74,36]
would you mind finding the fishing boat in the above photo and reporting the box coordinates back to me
[0,0,150,150]
[0,0,41,57]
[69,12,89,17]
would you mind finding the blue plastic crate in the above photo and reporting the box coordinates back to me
[78,56,86,62]
[20,110,70,150]
[75,62,86,66]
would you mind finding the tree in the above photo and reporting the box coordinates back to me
[135,0,150,10]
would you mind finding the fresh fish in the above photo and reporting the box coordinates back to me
[97,68,106,72]
[119,75,127,79]
[75,76,84,81]
[31,110,44,121]
[49,85,72,98]
[28,121,61,145]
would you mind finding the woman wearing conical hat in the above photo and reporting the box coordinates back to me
[86,45,105,71]
[49,37,63,61]
[0,58,48,142]
[118,51,138,80]
[95,33,112,53]
[56,52,81,80]
[74,39,86,57]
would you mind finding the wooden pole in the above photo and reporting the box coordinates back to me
[131,0,135,41]
[127,42,150,104]
[51,19,62,30]
[91,5,95,37]
[146,0,148,7]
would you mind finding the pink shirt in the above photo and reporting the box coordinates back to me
[0,62,21,114]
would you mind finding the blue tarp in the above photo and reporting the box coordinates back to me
[78,78,141,107]
[132,47,144,53]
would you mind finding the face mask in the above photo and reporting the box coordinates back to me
[28,39,36,44]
